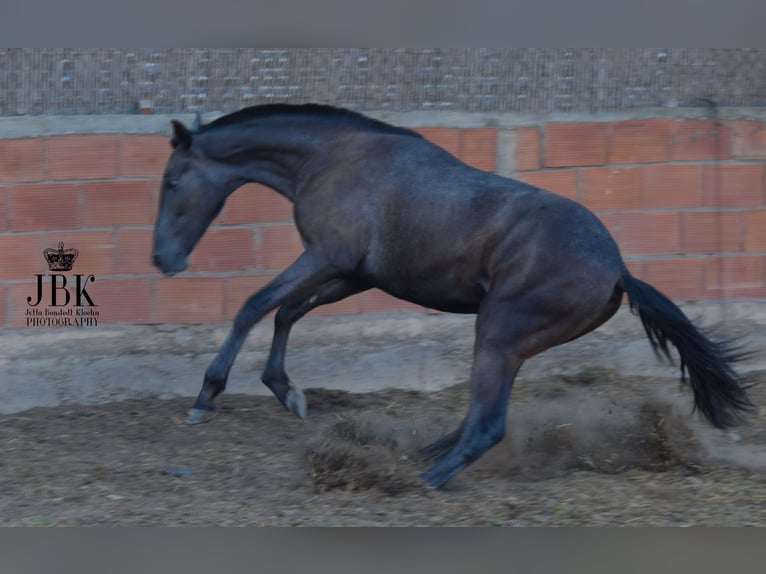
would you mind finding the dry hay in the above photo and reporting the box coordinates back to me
[306,414,423,495]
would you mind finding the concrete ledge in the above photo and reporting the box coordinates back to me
[4,107,766,138]
[1,300,765,415]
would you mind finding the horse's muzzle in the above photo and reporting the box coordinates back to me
[152,252,187,276]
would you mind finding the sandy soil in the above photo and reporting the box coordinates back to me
[3,367,766,526]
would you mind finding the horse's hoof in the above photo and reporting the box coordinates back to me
[185,407,216,425]
[285,384,307,420]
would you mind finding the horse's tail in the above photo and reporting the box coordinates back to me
[620,271,754,429]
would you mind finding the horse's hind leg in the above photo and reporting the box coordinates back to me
[420,419,465,462]
[421,318,522,488]
[420,294,622,484]
[421,291,609,488]
[262,277,368,419]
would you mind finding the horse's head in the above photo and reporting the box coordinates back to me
[152,119,228,276]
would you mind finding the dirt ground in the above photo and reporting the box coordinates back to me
[3,366,766,526]
[2,307,766,526]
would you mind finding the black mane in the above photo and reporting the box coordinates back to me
[199,103,422,139]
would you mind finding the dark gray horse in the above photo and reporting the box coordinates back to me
[152,104,752,488]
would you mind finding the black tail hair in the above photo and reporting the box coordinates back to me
[621,272,754,428]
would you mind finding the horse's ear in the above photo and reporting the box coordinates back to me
[170,120,193,149]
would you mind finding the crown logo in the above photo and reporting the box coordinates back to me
[43,242,79,272]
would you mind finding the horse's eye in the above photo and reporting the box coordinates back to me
[164,178,179,190]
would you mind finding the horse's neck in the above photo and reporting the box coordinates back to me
[201,122,330,202]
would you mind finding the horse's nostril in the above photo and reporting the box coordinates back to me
[152,253,162,268]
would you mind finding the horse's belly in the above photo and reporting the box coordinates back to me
[373,273,486,314]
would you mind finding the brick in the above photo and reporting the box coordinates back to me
[729,120,766,160]
[642,165,703,208]
[702,164,764,208]
[608,119,671,164]
[414,128,461,158]
[515,127,541,171]
[0,233,46,280]
[116,229,156,275]
[47,135,119,180]
[619,212,682,256]
[189,227,255,272]
[224,183,293,225]
[43,230,115,276]
[0,187,7,232]
[255,225,305,270]
[82,181,157,227]
[0,285,5,328]
[224,275,276,321]
[120,135,172,178]
[642,258,705,302]
[744,210,766,252]
[10,183,81,231]
[460,128,496,172]
[0,138,46,182]
[154,277,224,324]
[520,170,578,201]
[704,256,764,298]
[80,278,152,324]
[580,168,642,211]
[545,123,606,167]
[682,211,744,254]
[359,289,425,314]
[672,120,729,161]
[623,260,643,280]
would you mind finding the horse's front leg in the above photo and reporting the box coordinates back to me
[186,251,344,424]
[262,278,368,419]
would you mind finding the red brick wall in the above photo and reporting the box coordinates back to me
[0,119,764,327]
